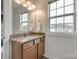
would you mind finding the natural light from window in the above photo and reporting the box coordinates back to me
[20,13,28,32]
[48,0,74,32]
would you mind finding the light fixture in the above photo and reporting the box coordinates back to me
[15,0,36,10]
[31,5,36,9]
[27,5,36,10]
[21,0,26,3]
[23,1,31,8]
[15,0,22,4]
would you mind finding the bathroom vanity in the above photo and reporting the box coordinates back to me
[11,32,45,59]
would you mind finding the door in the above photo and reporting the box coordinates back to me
[1,1,4,59]
[23,45,37,59]
[38,41,44,59]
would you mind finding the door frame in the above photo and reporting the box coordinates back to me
[3,0,13,59]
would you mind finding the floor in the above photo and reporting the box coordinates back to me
[42,56,48,59]
[1,52,48,59]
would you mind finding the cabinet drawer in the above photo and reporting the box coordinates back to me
[23,41,33,50]
[23,45,37,59]
[34,39,40,44]
[41,38,44,42]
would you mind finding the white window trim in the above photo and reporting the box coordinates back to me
[20,12,29,32]
[48,0,76,34]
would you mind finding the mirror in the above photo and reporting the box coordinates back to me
[12,0,35,34]
[12,0,36,34]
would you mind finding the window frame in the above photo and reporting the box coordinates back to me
[48,0,76,33]
[20,12,29,32]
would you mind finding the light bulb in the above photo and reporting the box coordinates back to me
[23,1,32,7]
[23,2,27,7]
[31,5,36,9]
[21,0,26,3]
[15,0,22,4]
[26,1,32,7]
[27,6,33,10]
[27,5,36,10]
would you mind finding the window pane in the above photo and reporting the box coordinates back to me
[50,10,56,17]
[50,29,55,32]
[64,24,74,32]
[22,26,28,31]
[48,0,74,33]
[65,5,74,14]
[21,23,28,31]
[57,8,64,15]
[50,24,56,32]
[65,15,74,23]
[22,23,28,27]
[57,0,64,8]
[65,0,74,6]
[50,24,56,28]
[50,2,56,10]
[21,13,28,22]
[57,17,63,24]
[57,17,63,32]
[57,26,63,32]
[50,18,56,24]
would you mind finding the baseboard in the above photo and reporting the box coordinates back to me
[42,56,49,59]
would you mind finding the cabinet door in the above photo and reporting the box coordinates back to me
[23,45,37,59]
[38,41,44,59]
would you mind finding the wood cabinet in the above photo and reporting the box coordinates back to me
[23,41,33,50]
[38,38,45,59]
[11,33,45,59]
[23,45,37,59]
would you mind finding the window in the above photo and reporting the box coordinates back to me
[48,0,74,32]
[20,13,28,32]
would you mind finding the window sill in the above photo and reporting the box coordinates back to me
[46,32,77,38]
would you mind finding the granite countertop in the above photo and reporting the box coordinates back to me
[11,35,44,43]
